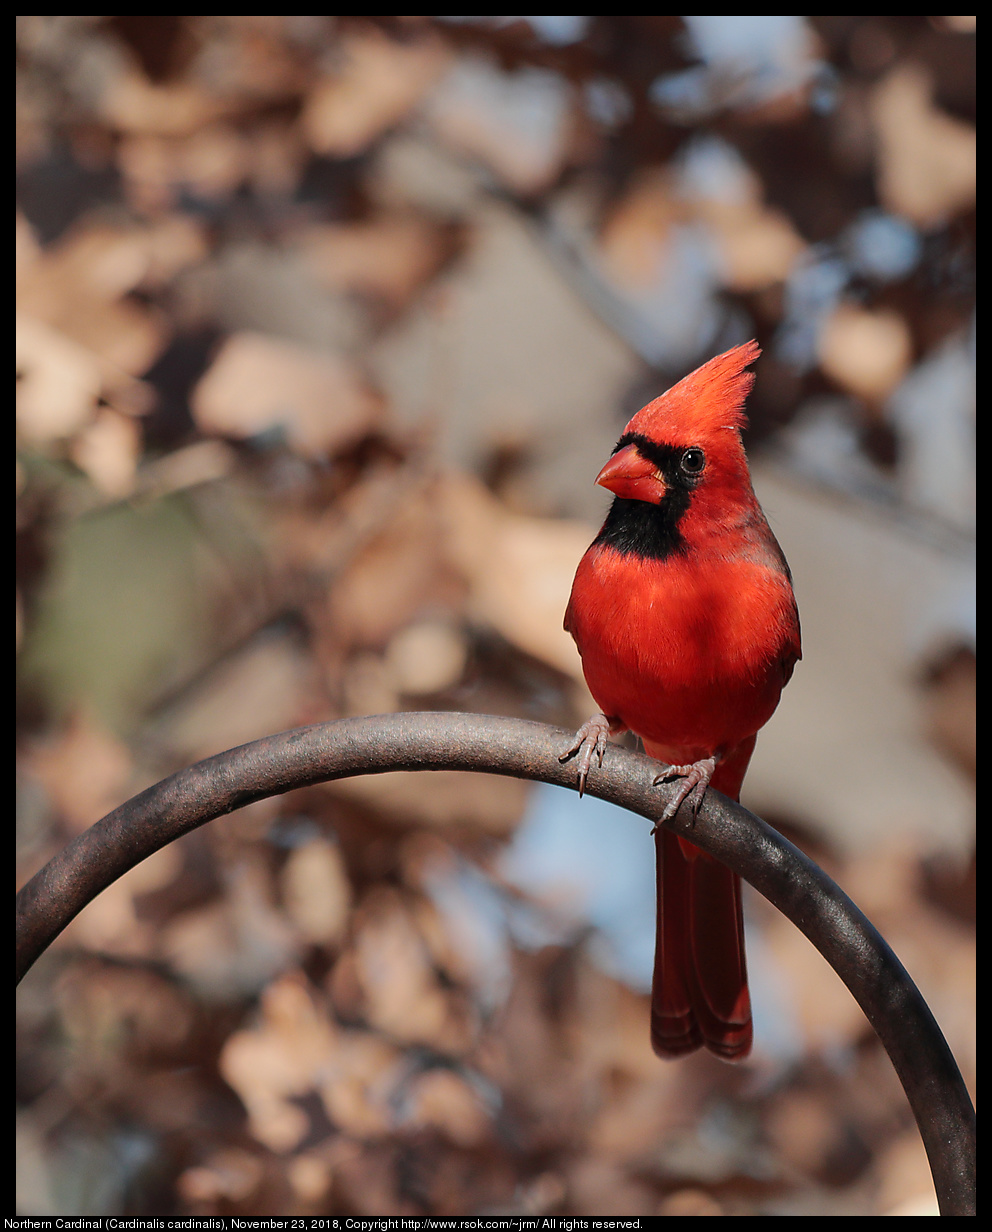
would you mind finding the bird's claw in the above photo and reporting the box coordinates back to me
[653,756,718,823]
[559,713,612,797]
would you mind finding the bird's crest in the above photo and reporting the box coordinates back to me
[624,340,760,442]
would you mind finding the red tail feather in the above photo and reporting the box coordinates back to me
[646,735,754,1060]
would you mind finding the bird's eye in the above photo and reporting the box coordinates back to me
[680,447,705,475]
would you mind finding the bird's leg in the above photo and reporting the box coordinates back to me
[559,713,616,797]
[653,755,718,823]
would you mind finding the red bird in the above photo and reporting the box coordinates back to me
[562,340,800,1060]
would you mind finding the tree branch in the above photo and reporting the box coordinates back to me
[14,712,976,1216]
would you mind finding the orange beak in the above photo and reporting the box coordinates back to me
[596,443,665,504]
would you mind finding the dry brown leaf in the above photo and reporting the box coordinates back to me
[368,197,641,520]
[18,217,205,310]
[598,170,678,291]
[923,648,976,778]
[761,908,868,1053]
[818,302,913,403]
[16,220,188,380]
[69,406,142,498]
[246,121,309,197]
[191,331,383,458]
[17,227,158,435]
[841,843,976,1087]
[437,472,590,680]
[325,1141,409,1216]
[118,135,186,214]
[134,439,237,501]
[565,1156,659,1218]
[302,30,449,158]
[384,618,468,696]
[425,56,574,196]
[56,843,183,962]
[16,211,42,277]
[575,968,693,1162]
[99,67,232,137]
[340,651,401,717]
[59,961,195,1055]
[876,1131,939,1216]
[763,1088,847,1179]
[325,479,465,651]
[293,214,454,310]
[16,313,104,442]
[586,1073,694,1163]
[477,952,585,1148]
[142,214,211,283]
[518,1172,567,1215]
[351,886,472,1050]
[317,1029,404,1139]
[577,982,661,1084]
[280,838,352,947]
[703,197,805,291]
[407,895,475,991]
[189,15,315,101]
[601,162,804,295]
[161,858,300,998]
[934,17,976,32]
[401,1068,490,1146]
[328,768,529,835]
[219,973,339,1152]
[398,833,508,997]
[870,63,976,228]
[657,1189,727,1216]
[73,297,163,381]
[174,123,251,200]
[161,633,322,764]
[120,124,297,212]
[19,223,134,305]
[178,1149,266,1206]
[26,712,133,834]
[287,1152,333,1206]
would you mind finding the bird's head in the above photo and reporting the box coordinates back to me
[596,340,760,513]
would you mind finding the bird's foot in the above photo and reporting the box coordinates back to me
[653,756,718,824]
[559,713,613,797]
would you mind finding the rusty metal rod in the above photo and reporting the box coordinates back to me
[15,712,976,1215]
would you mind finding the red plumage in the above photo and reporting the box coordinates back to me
[563,341,800,1060]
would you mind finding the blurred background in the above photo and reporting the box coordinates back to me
[16,16,974,1218]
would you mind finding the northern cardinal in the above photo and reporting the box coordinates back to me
[561,340,800,1060]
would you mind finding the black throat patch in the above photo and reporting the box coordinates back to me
[592,432,702,560]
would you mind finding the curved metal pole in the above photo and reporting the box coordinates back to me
[15,712,975,1216]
